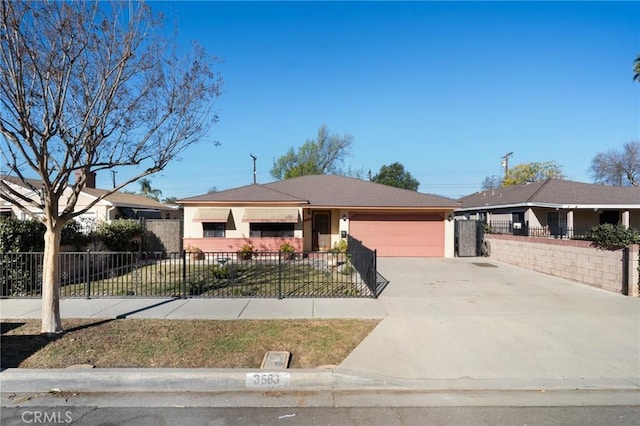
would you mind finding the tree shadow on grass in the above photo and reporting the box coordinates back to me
[1,319,120,371]
[1,321,60,370]
[1,298,180,370]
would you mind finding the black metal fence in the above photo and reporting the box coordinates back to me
[485,220,593,240]
[348,235,388,297]
[1,250,381,299]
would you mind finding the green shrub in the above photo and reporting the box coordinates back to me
[340,259,355,275]
[61,220,89,249]
[587,224,640,250]
[208,264,229,279]
[0,217,45,252]
[239,243,256,259]
[279,241,295,253]
[94,220,143,252]
[331,239,348,253]
[0,217,90,252]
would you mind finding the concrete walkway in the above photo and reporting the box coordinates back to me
[0,296,386,320]
[1,257,639,406]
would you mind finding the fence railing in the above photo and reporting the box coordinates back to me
[348,235,388,297]
[485,221,595,240]
[1,250,380,299]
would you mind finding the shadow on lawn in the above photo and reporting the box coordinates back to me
[0,298,180,370]
[0,319,117,371]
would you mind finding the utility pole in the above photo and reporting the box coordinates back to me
[111,170,117,188]
[250,154,257,184]
[501,152,514,179]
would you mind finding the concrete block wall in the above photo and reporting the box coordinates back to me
[485,234,639,297]
[143,219,183,254]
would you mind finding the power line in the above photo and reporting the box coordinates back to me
[500,152,514,178]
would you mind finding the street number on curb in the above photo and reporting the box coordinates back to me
[245,372,290,388]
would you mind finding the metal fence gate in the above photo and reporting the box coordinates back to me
[455,220,485,257]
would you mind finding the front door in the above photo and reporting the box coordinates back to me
[312,211,331,251]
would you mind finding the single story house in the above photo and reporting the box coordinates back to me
[179,174,459,257]
[456,179,640,236]
[0,176,46,220]
[1,173,181,225]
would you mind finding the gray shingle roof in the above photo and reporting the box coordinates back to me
[1,175,175,210]
[1,175,43,191]
[180,174,458,208]
[459,179,640,209]
[180,183,307,204]
[82,187,175,210]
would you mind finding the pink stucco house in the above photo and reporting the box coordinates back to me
[179,174,458,257]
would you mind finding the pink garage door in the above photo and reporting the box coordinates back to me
[349,213,444,257]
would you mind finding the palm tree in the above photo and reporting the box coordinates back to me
[634,54,640,82]
[138,178,162,201]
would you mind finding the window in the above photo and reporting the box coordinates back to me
[547,211,567,237]
[599,211,620,225]
[250,223,294,238]
[203,222,225,237]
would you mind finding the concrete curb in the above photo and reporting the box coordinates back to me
[0,368,335,393]
[2,368,640,409]
[2,368,639,393]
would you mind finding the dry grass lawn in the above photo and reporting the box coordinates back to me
[1,318,379,369]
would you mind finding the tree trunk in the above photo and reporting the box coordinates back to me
[41,225,63,335]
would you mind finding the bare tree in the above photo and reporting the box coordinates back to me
[590,142,640,186]
[481,175,503,190]
[0,1,222,334]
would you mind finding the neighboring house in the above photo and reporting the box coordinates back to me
[0,176,46,219]
[179,174,458,257]
[456,179,640,236]
[0,173,181,226]
[75,188,181,224]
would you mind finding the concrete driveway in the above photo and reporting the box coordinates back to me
[337,257,640,392]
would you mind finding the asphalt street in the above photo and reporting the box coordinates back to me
[2,405,639,426]
[2,257,639,425]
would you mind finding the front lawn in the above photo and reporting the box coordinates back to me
[1,318,379,369]
[60,257,369,298]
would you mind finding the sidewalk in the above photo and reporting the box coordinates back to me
[0,297,387,320]
[2,257,639,408]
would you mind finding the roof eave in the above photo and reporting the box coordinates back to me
[178,200,308,206]
[458,202,640,212]
[560,204,640,210]
[301,205,456,210]
[456,202,562,212]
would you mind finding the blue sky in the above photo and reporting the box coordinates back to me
[104,1,639,200]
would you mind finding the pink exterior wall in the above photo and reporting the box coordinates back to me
[485,234,639,297]
[183,237,303,253]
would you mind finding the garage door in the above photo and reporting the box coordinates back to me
[349,213,444,257]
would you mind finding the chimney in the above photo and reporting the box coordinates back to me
[75,171,96,189]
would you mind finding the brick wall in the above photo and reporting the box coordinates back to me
[485,234,639,297]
